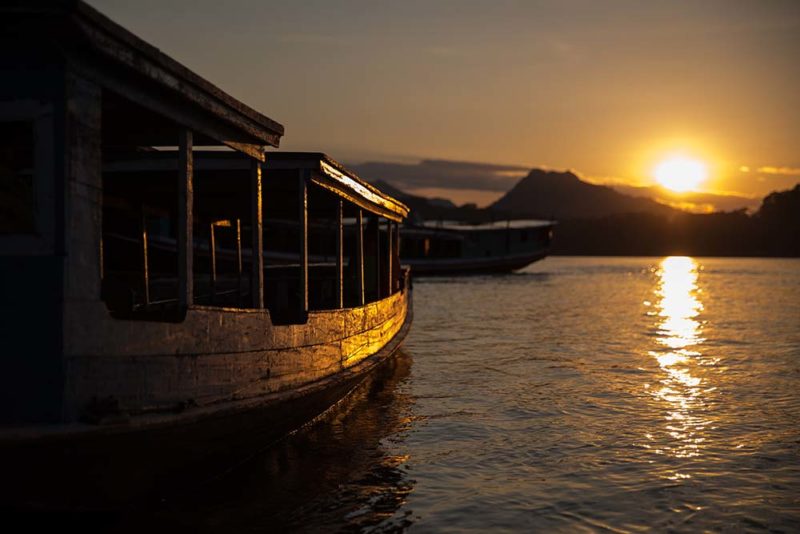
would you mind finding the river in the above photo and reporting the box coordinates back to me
[122,256,800,532]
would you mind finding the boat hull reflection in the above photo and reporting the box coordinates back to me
[135,350,416,531]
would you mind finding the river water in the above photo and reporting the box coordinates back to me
[127,256,800,532]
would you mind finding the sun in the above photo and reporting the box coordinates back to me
[653,157,708,192]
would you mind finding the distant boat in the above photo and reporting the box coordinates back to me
[400,220,554,275]
[0,2,410,508]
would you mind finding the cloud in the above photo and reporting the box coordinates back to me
[756,166,800,176]
[348,159,530,193]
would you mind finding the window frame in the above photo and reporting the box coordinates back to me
[0,100,56,256]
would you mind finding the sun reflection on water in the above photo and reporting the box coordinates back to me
[647,256,711,472]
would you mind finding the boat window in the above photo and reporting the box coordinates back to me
[341,205,363,308]
[100,90,183,321]
[262,167,307,323]
[307,185,344,311]
[263,174,360,321]
[0,121,35,235]
[193,157,254,309]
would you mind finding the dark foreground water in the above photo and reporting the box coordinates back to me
[118,257,799,531]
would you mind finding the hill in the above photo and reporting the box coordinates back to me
[551,184,800,257]
[490,169,675,219]
[369,179,487,223]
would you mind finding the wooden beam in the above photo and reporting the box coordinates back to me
[336,199,344,309]
[299,169,309,314]
[386,219,393,296]
[394,222,401,292]
[250,159,264,309]
[236,218,243,307]
[141,210,150,307]
[356,209,365,306]
[178,129,193,310]
[374,216,381,300]
[209,222,217,305]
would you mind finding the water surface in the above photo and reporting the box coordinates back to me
[133,256,800,531]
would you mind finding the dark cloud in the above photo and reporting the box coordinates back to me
[347,159,529,193]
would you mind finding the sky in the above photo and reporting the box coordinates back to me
[90,0,800,207]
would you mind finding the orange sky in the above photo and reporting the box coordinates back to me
[90,0,800,206]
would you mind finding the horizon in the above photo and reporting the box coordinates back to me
[348,158,796,212]
[88,0,799,209]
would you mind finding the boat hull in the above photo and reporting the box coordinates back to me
[405,249,548,276]
[0,289,412,509]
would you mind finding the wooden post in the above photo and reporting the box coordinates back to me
[299,169,309,314]
[336,199,344,309]
[236,218,242,307]
[141,210,150,307]
[209,222,216,304]
[386,219,393,296]
[250,159,264,309]
[395,222,401,291]
[356,209,364,306]
[374,216,381,299]
[178,129,193,310]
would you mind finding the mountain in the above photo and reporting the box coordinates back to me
[490,169,676,219]
[369,179,496,222]
[370,179,456,210]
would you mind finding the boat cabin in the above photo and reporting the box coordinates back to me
[102,151,409,324]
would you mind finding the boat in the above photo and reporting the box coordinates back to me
[400,219,554,275]
[0,1,411,508]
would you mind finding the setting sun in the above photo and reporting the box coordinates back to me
[654,157,708,192]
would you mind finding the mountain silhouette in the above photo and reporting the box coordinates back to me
[490,169,675,219]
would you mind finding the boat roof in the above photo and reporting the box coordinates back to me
[103,150,411,222]
[417,220,555,231]
[1,0,284,159]
[264,152,410,222]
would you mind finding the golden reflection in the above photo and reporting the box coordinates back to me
[646,256,710,474]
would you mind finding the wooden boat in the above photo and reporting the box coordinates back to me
[0,1,411,508]
[400,220,554,275]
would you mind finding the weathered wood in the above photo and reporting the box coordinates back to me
[177,129,193,309]
[236,218,243,307]
[141,211,150,306]
[394,222,401,292]
[336,199,344,309]
[299,169,309,314]
[250,159,264,308]
[386,219,393,296]
[209,222,217,305]
[62,287,410,419]
[374,216,381,299]
[6,297,412,508]
[356,209,365,306]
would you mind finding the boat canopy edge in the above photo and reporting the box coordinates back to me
[266,152,410,222]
